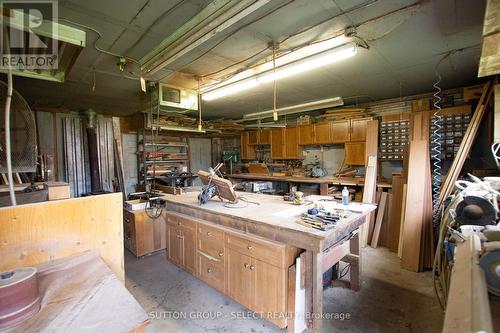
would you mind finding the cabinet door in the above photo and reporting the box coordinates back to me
[350,118,370,142]
[270,128,285,159]
[181,227,196,275]
[284,127,300,159]
[298,124,314,145]
[252,259,287,328]
[259,130,271,145]
[240,132,248,159]
[345,142,366,165]
[248,131,259,145]
[226,249,253,309]
[167,225,181,265]
[331,120,350,143]
[314,122,331,144]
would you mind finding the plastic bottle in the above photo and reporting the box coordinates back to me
[342,187,349,205]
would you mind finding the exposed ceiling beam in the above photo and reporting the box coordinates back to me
[140,0,272,76]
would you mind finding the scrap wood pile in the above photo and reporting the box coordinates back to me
[318,107,372,121]
[153,114,244,134]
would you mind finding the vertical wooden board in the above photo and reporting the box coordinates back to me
[398,184,408,258]
[371,192,388,248]
[0,193,124,281]
[364,120,379,166]
[387,174,403,252]
[401,140,427,271]
[380,192,392,248]
[360,155,377,247]
[287,265,296,333]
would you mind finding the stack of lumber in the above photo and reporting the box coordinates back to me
[437,81,494,209]
[144,152,188,160]
[360,120,379,247]
[399,110,434,272]
[318,108,371,121]
[205,119,245,132]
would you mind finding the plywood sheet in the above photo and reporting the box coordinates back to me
[0,193,124,280]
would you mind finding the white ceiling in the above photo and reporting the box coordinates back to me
[4,0,487,119]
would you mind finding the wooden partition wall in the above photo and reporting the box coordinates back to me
[0,193,124,281]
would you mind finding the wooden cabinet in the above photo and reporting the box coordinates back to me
[298,124,314,145]
[314,122,331,144]
[271,127,300,159]
[226,249,254,309]
[166,213,196,274]
[345,142,366,165]
[350,118,370,142]
[331,120,350,143]
[248,131,259,145]
[284,127,300,159]
[240,132,256,160]
[270,128,285,159]
[225,233,288,328]
[259,129,271,145]
[165,212,295,329]
[123,209,166,257]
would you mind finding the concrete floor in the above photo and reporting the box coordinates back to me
[125,247,443,333]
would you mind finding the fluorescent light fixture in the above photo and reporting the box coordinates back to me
[202,43,357,101]
[241,96,344,121]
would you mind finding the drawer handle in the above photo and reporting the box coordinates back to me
[218,251,224,257]
[246,245,253,250]
[124,218,131,223]
[249,265,255,271]
[207,232,212,236]
[177,222,181,226]
[176,235,184,239]
[207,268,213,274]
[244,263,250,269]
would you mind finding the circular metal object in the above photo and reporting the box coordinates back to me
[455,195,496,226]
[480,249,500,297]
[0,267,40,330]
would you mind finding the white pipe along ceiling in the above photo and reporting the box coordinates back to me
[1,0,487,121]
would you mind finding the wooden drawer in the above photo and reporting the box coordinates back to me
[226,233,285,268]
[197,252,224,292]
[166,212,196,230]
[198,223,225,259]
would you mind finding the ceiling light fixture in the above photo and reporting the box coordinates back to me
[202,43,357,101]
[241,96,344,121]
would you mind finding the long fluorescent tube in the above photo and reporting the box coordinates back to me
[241,96,344,121]
[202,43,357,101]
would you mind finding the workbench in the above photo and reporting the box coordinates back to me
[162,191,375,332]
[228,173,391,195]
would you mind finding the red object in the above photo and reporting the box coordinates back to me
[0,267,40,330]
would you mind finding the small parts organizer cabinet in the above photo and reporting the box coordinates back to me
[123,208,166,257]
[165,211,299,329]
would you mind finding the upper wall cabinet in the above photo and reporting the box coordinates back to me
[271,127,300,159]
[240,132,256,160]
[247,129,271,145]
[248,131,259,145]
[298,124,314,145]
[350,118,371,142]
[314,122,331,144]
[330,120,350,143]
[270,128,285,159]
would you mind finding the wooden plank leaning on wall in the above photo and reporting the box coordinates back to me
[360,119,379,247]
[0,193,124,281]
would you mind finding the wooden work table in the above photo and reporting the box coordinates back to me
[162,191,375,332]
[228,173,391,195]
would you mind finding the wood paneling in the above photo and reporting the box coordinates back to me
[0,193,124,281]
[298,124,314,145]
[330,120,350,143]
